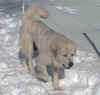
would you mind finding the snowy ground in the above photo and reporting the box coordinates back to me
[0,0,100,95]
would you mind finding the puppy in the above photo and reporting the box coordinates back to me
[19,6,77,90]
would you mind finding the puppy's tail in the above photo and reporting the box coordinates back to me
[23,6,48,22]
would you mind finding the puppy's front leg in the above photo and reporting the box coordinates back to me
[35,64,49,82]
[52,71,63,90]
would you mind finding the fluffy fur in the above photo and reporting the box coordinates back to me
[19,6,77,90]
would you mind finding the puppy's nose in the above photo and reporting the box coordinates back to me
[68,62,73,68]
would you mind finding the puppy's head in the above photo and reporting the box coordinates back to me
[53,38,77,69]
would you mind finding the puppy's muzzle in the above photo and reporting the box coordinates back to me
[63,62,73,69]
[68,62,73,68]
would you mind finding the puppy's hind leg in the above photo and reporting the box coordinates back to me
[20,58,28,70]
[19,44,35,75]
[26,40,35,75]
[19,52,28,70]
[19,45,29,70]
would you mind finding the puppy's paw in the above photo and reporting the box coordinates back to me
[38,78,48,82]
[36,73,49,82]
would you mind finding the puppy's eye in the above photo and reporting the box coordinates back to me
[71,54,74,56]
[63,54,68,57]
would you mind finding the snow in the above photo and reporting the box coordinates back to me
[56,6,78,15]
[0,0,100,95]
